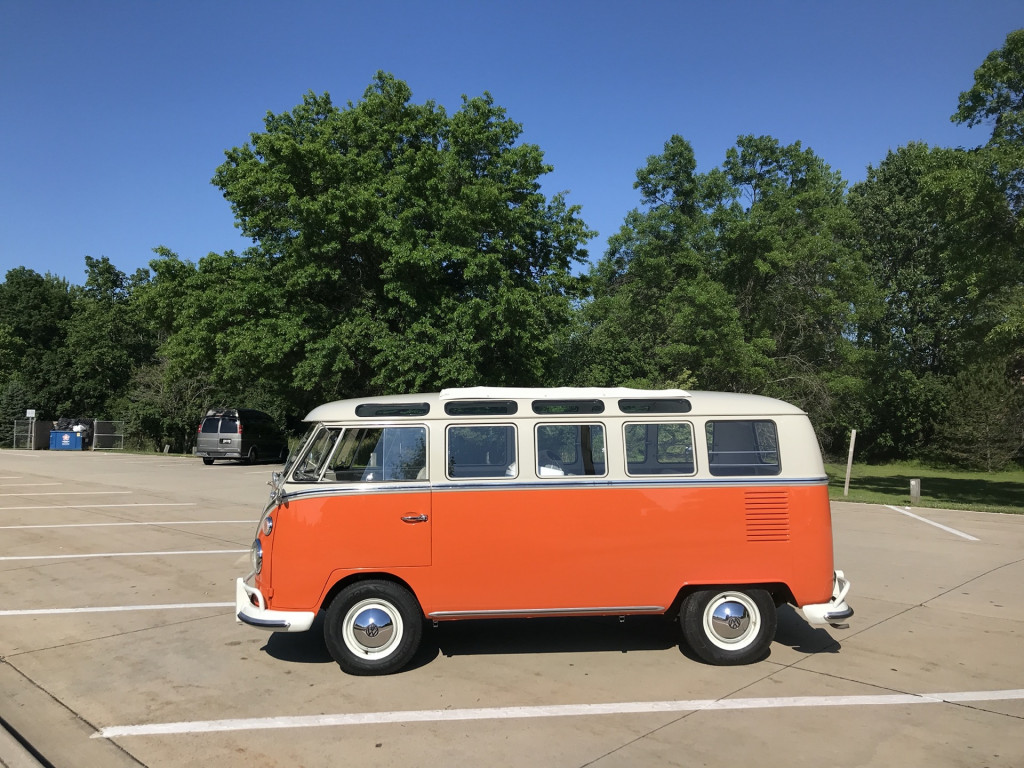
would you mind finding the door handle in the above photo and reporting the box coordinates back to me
[401,514,428,523]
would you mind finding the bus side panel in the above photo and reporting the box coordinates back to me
[265,490,431,611]
[775,484,836,605]
[424,482,834,616]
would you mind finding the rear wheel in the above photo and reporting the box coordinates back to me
[680,588,776,665]
[202,457,214,465]
[246,446,258,465]
[324,580,423,675]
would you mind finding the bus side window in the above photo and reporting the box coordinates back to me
[624,423,695,476]
[535,424,606,477]
[323,427,427,482]
[706,420,780,476]
[292,427,342,481]
[447,425,516,479]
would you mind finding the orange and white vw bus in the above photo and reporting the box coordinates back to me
[236,387,851,674]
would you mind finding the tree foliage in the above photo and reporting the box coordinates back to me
[578,134,868,451]
[211,73,591,403]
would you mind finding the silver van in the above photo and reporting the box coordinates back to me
[196,408,288,465]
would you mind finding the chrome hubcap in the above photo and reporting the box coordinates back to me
[710,600,750,640]
[342,598,403,659]
[702,592,760,650]
[352,607,394,650]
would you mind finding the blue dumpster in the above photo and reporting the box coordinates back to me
[49,431,84,450]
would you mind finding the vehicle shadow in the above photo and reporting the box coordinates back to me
[261,612,333,664]
[773,604,842,655]
[260,607,840,670]
[260,613,677,668]
[429,615,679,659]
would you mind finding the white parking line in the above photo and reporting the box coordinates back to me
[92,688,1024,738]
[0,602,232,618]
[0,521,255,530]
[884,505,980,541]
[1,602,234,617]
[0,491,131,497]
[0,483,61,487]
[0,549,247,561]
[0,503,195,511]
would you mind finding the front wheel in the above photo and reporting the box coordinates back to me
[202,457,214,465]
[680,588,776,665]
[324,580,423,675]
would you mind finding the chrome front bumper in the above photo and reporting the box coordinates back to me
[800,570,853,629]
[235,577,316,632]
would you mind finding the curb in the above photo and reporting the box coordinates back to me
[0,719,46,768]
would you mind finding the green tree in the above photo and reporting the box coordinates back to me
[953,28,1024,213]
[718,136,869,449]
[573,136,753,390]
[952,28,1024,377]
[113,248,218,449]
[0,267,74,417]
[115,355,214,452]
[848,142,1021,459]
[55,256,154,418]
[211,73,591,402]
[930,363,1024,471]
[578,135,867,452]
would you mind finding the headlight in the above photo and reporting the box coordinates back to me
[250,539,262,574]
[262,514,273,536]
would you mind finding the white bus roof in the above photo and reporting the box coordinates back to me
[303,387,806,422]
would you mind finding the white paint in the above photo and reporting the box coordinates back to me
[93,689,1024,738]
[0,483,61,487]
[0,521,255,530]
[0,491,131,497]
[0,503,195,511]
[0,549,247,561]
[1,602,233,617]
[884,505,980,541]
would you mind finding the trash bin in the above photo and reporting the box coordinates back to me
[49,430,84,450]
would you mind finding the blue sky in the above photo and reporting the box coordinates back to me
[1,1,1021,284]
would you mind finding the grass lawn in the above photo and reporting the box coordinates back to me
[825,462,1024,515]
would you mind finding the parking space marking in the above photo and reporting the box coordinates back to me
[884,505,980,541]
[0,521,255,529]
[92,688,1024,738]
[0,549,247,561]
[0,503,196,511]
[1,602,233,617]
[0,482,61,487]
[0,491,131,498]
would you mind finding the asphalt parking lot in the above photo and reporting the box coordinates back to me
[1,448,1022,768]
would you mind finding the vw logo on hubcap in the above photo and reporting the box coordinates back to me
[710,600,751,640]
[353,607,395,649]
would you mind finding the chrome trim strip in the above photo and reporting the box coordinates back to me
[278,477,828,502]
[428,605,664,619]
[427,477,826,492]
[280,484,431,504]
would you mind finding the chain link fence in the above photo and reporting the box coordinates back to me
[7,419,125,450]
